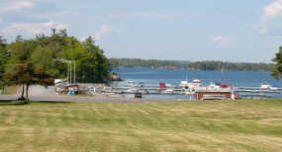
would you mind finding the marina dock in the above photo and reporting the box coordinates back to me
[81,80,282,100]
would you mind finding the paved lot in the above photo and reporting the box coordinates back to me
[0,85,185,103]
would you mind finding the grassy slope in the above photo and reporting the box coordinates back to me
[1,100,282,152]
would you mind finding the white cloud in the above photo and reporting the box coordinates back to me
[94,25,113,41]
[260,0,282,34]
[2,21,68,36]
[212,36,233,48]
[0,0,35,12]
[109,12,176,20]
[82,25,113,42]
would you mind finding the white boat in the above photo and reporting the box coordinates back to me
[162,89,174,94]
[207,82,221,90]
[180,79,203,95]
[204,82,233,92]
[125,88,138,93]
[180,79,202,88]
[54,79,67,86]
[124,81,137,87]
[192,79,201,87]
[261,83,278,90]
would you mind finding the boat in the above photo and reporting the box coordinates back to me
[162,89,174,94]
[180,79,203,95]
[260,83,278,91]
[207,82,221,90]
[207,82,233,91]
[180,79,202,89]
[124,81,137,87]
[192,79,201,87]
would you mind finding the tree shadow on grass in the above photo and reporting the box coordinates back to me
[36,101,72,104]
[0,100,28,106]
[0,100,71,106]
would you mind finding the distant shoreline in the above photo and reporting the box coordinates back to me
[110,58,274,72]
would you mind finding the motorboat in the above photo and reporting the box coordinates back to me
[207,82,221,90]
[261,83,279,91]
[192,79,201,87]
[162,89,174,94]
[180,79,202,89]
[180,79,203,95]
[207,82,233,91]
[124,81,137,87]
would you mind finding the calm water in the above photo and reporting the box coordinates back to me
[114,67,282,99]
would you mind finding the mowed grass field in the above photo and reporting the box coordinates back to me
[1,100,282,152]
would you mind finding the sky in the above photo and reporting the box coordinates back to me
[0,0,282,63]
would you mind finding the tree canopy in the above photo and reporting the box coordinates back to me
[272,46,282,80]
[0,29,111,101]
[0,37,8,92]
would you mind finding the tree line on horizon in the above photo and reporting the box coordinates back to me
[110,58,275,72]
[0,29,111,102]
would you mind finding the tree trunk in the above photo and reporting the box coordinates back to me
[19,84,28,103]
[20,85,25,99]
[25,84,29,100]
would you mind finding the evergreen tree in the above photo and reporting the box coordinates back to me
[272,46,282,79]
[0,36,9,93]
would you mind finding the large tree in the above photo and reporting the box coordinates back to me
[80,37,111,82]
[5,62,54,101]
[5,39,54,102]
[272,46,282,80]
[2,29,111,101]
[34,31,111,83]
[0,36,9,93]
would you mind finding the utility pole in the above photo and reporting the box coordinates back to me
[54,58,74,84]
[74,61,76,84]
[68,63,71,83]
[70,63,72,84]
[66,63,69,83]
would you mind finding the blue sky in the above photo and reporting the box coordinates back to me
[0,0,282,63]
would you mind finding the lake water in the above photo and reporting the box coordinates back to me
[114,67,282,99]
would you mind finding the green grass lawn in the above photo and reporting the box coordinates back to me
[1,100,282,152]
